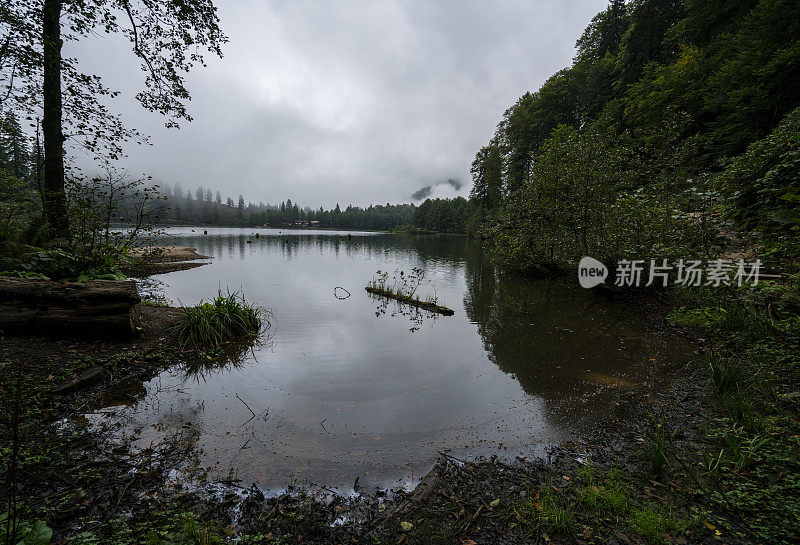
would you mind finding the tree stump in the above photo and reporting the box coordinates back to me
[0,277,141,339]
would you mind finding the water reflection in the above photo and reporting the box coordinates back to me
[180,335,273,381]
[90,228,691,492]
[463,248,685,430]
[369,292,441,333]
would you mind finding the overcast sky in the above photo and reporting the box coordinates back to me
[71,1,607,209]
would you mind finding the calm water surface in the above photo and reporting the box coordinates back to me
[90,227,692,492]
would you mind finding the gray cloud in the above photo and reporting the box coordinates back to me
[410,179,463,201]
[70,0,607,208]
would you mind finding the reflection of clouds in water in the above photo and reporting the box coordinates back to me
[94,228,692,490]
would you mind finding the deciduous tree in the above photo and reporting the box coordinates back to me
[0,0,227,231]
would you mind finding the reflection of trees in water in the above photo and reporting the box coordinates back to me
[368,292,439,332]
[462,247,679,427]
[155,231,679,429]
[180,329,275,381]
[167,231,472,334]
[101,337,272,413]
[161,232,471,273]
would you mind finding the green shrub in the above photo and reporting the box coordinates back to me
[175,291,268,348]
[719,105,800,255]
[0,511,52,545]
[0,248,125,282]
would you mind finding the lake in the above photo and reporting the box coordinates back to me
[89,227,691,494]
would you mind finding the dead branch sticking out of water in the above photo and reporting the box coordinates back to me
[364,286,454,316]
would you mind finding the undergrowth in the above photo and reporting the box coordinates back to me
[659,280,800,543]
[509,465,697,544]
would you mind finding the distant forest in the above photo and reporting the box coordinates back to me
[142,184,473,233]
[149,184,416,231]
[0,112,471,233]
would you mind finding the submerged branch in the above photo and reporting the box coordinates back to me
[365,286,454,316]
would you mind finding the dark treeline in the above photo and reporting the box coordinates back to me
[466,0,800,269]
[0,111,44,217]
[0,116,474,233]
[0,111,37,186]
[148,185,417,231]
[412,197,472,233]
[150,186,478,234]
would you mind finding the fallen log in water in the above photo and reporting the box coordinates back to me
[365,286,454,316]
[0,277,141,339]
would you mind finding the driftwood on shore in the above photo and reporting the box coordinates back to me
[365,286,455,316]
[0,277,141,339]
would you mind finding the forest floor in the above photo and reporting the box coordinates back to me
[1,282,798,545]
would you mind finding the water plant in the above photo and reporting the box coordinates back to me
[174,290,268,348]
[367,268,454,316]
[368,267,429,299]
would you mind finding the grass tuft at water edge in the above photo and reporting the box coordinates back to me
[174,290,269,348]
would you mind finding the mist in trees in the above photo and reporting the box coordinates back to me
[139,184,420,232]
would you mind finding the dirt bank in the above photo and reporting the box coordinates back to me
[2,286,795,544]
[0,304,193,414]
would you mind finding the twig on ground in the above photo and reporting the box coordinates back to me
[460,504,483,534]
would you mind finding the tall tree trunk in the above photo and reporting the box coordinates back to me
[42,0,68,233]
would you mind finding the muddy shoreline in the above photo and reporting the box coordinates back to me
[0,287,730,544]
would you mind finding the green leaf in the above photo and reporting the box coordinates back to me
[771,210,800,225]
[17,520,53,545]
[778,192,800,203]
